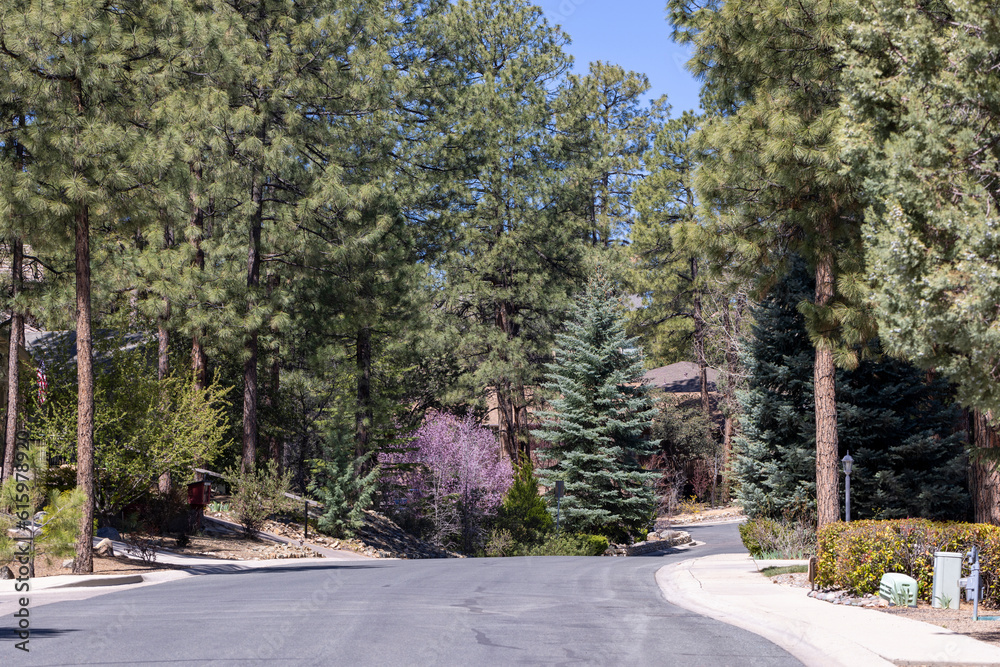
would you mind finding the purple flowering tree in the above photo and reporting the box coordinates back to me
[381,413,513,552]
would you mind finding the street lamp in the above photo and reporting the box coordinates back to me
[842,452,854,522]
[555,481,564,532]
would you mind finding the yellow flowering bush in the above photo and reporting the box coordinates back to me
[817,520,1000,606]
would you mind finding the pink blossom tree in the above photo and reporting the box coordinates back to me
[381,413,513,552]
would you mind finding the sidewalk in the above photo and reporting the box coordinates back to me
[657,553,1000,667]
[0,531,371,595]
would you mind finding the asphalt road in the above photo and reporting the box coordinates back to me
[2,522,801,666]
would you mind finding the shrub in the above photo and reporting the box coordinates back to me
[816,519,1000,606]
[30,342,232,522]
[740,518,816,559]
[227,460,291,538]
[522,533,609,557]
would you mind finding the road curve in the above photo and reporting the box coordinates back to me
[3,523,800,666]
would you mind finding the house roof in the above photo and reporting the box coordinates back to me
[643,361,719,393]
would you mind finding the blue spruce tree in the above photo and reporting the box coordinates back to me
[534,272,659,541]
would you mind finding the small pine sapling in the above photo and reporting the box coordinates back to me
[309,431,379,538]
[496,456,553,545]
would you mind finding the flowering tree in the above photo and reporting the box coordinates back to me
[381,413,513,552]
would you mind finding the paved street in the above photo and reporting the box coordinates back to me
[2,523,800,666]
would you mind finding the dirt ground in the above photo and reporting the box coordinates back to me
[880,602,1000,647]
[162,532,315,560]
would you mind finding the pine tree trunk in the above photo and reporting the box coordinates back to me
[158,305,170,381]
[2,239,23,482]
[73,203,96,574]
[968,409,1000,524]
[720,306,740,500]
[355,326,372,457]
[692,258,711,417]
[268,352,282,474]
[242,177,263,473]
[157,301,171,494]
[190,167,208,390]
[814,250,840,528]
[494,301,529,459]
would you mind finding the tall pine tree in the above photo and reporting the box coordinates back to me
[669,0,875,526]
[1,0,177,572]
[736,260,970,521]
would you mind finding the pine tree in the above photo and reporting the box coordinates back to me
[736,261,970,521]
[668,0,876,526]
[839,0,1000,421]
[308,430,378,538]
[0,0,178,572]
[534,272,658,541]
[431,0,587,459]
[629,103,703,368]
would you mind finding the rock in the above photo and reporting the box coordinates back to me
[96,526,121,541]
[62,558,74,569]
[0,566,13,579]
[95,538,115,557]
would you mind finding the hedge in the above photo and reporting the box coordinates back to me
[816,519,1000,606]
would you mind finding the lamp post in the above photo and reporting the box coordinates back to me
[842,452,853,522]
[555,481,564,532]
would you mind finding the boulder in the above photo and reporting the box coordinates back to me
[62,558,74,569]
[96,526,121,541]
[95,538,115,558]
[0,566,13,579]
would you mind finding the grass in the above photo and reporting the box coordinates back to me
[760,564,808,577]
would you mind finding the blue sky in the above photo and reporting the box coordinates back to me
[532,0,702,114]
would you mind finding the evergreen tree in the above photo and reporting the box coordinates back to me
[495,456,553,545]
[0,0,178,572]
[534,272,658,541]
[839,0,1000,419]
[736,261,970,521]
[431,0,587,459]
[669,0,876,526]
[308,430,379,538]
[629,103,704,369]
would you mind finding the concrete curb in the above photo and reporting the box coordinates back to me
[46,574,145,589]
[656,558,891,667]
[656,554,1000,667]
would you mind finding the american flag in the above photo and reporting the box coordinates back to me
[36,361,48,404]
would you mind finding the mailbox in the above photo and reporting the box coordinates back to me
[187,480,211,506]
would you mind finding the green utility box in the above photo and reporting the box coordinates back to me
[879,573,918,607]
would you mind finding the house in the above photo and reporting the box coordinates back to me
[642,361,719,394]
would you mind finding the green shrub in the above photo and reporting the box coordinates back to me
[740,518,816,559]
[523,533,609,556]
[495,456,553,545]
[816,519,1000,606]
[739,520,765,558]
[227,460,291,538]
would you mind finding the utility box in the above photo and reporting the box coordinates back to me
[879,573,918,607]
[933,551,963,609]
